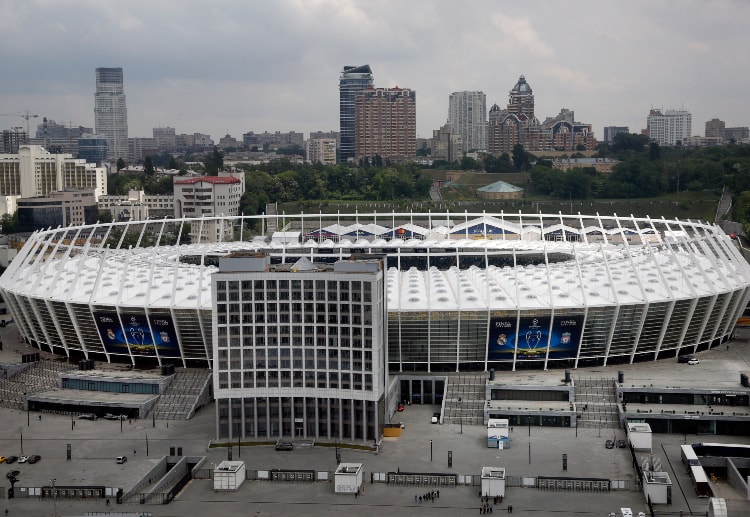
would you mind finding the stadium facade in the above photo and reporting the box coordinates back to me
[0,212,748,375]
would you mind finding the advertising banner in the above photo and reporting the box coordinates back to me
[488,315,582,360]
[93,311,181,357]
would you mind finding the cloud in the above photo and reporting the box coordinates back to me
[490,14,554,60]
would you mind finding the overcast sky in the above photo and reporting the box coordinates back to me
[2,0,748,143]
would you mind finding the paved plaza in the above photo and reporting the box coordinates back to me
[0,324,749,515]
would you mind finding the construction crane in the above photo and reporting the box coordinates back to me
[0,110,39,136]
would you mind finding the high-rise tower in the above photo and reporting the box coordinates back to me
[448,91,487,153]
[339,65,373,162]
[94,67,128,161]
[355,87,416,162]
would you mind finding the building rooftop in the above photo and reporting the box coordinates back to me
[477,180,524,193]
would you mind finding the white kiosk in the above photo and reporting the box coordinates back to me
[627,422,652,452]
[213,461,246,491]
[334,463,363,495]
[487,418,510,448]
[480,467,506,498]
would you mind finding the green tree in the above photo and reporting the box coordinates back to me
[460,156,479,170]
[203,147,224,174]
[116,157,126,172]
[512,144,531,170]
[0,212,18,234]
[144,156,155,176]
[97,210,113,223]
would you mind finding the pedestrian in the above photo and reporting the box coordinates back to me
[437,489,440,498]
[508,505,513,513]
[414,495,417,503]
[38,415,41,421]
[419,496,422,503]
[490,505,493,513]
[133,449,136,455]
[355,490,358,499]
[106,498,110,506]
[72,421,75,429]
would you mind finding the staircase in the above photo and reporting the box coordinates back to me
[442,373,486,426]
[150,369,212,420]
[574,377,620,429]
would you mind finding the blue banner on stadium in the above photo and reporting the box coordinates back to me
[94,311,181,357]
[488,315,582,360]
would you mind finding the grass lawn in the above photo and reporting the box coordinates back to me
[281,190,721,223]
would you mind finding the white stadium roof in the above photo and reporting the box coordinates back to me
[2,212,748,313]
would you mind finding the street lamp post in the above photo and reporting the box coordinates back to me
[24,391,29,426]
[430,439,433,462]
[458,397,462,434]
[51,478,57,517]
[145,432,149,456]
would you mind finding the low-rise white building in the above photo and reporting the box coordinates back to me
[627,423,652,452]
[213,461,246,491]
[334,463,363,494]
[173,171,244,243]
[480,467,506,498]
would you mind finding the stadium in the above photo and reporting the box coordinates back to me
[0,211,748,373]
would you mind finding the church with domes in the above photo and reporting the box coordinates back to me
[488,75,596,155]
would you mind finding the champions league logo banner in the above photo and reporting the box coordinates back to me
[488,316,583,360]
[94,312,181,357]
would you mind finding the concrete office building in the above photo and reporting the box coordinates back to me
[603,126,630,143]
[339,65,374,162]
[212,254,386,441]
[449,91,487,153]
[17,190,98,232]
[0,144,107,204]
[647,109,692,146]
[77,134,108,165]
[94,67,129,161]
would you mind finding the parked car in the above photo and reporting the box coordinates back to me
[431,412,440,424]
[397,404,405,412]
[677,354,696,363]
[116,456,127,464]
[617,439,627,449]
[17,455,28,463]
[0,456,6,463]
[27,455,41,464]
[5,455,18,464]
[78,413,98,420]
[275,442,294,451]
[687,358,700,365]
[104,414,128,421]
[605,440,615,449]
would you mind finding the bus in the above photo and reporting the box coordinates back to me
[689,465,712,498]
[691,442,750,459]
[680,444,700,470]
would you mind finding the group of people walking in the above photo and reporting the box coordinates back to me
[414,489,439,503]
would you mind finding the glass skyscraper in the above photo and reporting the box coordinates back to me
[339,65,373,163]
[94,67,128,161]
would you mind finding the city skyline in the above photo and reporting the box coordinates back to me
[1,1,749,142]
